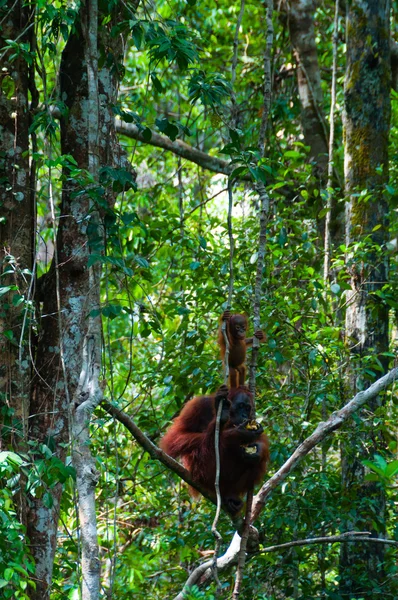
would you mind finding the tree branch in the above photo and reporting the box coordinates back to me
[175,530,398,597]
[260,532,398,554]
[174,532,242,600]
[175,366,398,596]
[252,366,398,521]
[116,121,234,176]
[102,400,218,506]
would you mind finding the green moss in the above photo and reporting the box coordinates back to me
[349,125,371,172]
[345,60,361,92]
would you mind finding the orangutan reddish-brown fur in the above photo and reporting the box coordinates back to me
[218,311,265,387]
[160,385,269,514]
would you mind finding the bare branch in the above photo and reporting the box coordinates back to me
[258,0,274,154]
[176,529,397,597]
[249,0,273,398]
[232,488,253,599]
[248,182,269,399]
[211,399,224,592]
[261,532,398,554]
[212,178,235,586]
[102,400,217,506]
[230,0,245,125]
[174,532,242,600]
[116,121,234,176]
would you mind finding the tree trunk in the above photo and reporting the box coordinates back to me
[0,1,33,536]
[0,0,33,453]
[27,4,129,597]
[287,0,329,177]
[341,1,391,595]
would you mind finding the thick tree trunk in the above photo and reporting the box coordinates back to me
[287,0,329,177]
[27,4,129,597]
[341,1,391,595]
[72,2,102,598]
[0,1,33,536]
[0,1,33,453]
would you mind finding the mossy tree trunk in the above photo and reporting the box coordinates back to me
[287,0,329,178]
[26,4,129,598]
[341,1,391,595]
[0,1,33,455]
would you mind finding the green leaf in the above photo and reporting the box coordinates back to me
[135,256,150,268]
[188,71,231,107]
[142,127,152,142]
[131,23,143,49]
[230,166,247,179]
[284,150,302,159]
[274,351,285,364]
[87,254,103,268]
[385,460,398,478]
[198,236,207,249]
[318,207,329,219]
[43,492,54,509]
[189,261,200,270]
[0,285,16,297]
[155,117,179,141]
[0,451,23,466]
[229,128,241,148]
[151,73,163,93]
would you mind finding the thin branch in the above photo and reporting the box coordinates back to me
[258,0,274,154]
[232,487,253,599]
[249,0,273,397]
[260,532,398,554]
[174,532,242,600]
[212,176,235,588]
[323,0,339,283]
[294,52,329,144]
[177,529,397,595]
[211,399,224,593]
[230,0,246,125]
[226,180,235,310]
[234,4,273,594]
[248,183,269,399]
[185,187,228,218]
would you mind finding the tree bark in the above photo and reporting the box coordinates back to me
[0,1,33,537]
[115,121,235,176]
[71,2,102,598]
[0,0,33,455]
[341,1,391,595]
[27,4,129,597]
[287,0,329,177]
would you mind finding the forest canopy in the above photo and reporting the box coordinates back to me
[1,0,398,599]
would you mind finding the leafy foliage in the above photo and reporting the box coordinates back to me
[0,453,35,599]
[2,0,398,598]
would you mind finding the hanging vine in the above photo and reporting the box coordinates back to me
[234,1,273,597]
